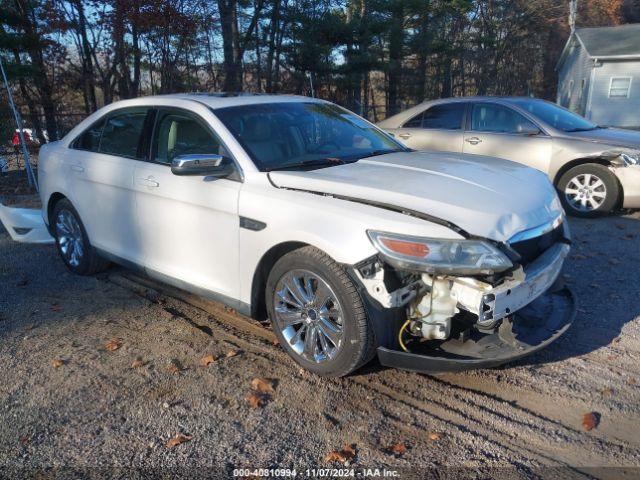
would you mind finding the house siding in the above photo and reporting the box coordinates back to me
[557,40,593,116]
[588,60,640,128]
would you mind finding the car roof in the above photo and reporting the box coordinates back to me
[128,92,324,109]
[376,96,551,127]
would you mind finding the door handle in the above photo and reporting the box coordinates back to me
[137,177,159,188]
[398,133,412,139]
[465,137,482,145]
[70,164,85,173]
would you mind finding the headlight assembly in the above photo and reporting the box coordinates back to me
[619,152,640,166]
[367,230,513,275]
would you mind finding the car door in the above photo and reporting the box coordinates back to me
[463,103,552,173]
[133,107,242,302]
[65,107,149,262]
[391,103,466,153]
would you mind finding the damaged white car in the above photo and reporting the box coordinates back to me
[38,94,575,377]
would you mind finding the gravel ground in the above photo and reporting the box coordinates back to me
[1,212,640,479]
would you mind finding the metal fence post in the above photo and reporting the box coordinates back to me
[0,55,39,192]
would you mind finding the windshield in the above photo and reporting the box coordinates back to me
[510,99,598,132]
[213,102,406,171]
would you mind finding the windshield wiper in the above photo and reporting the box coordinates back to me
[357,148,406,160]
[564,126,601,132]
[265,157,346,172]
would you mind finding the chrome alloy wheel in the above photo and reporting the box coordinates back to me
[55,209,84,267]
[564,173,607,212]
[273,269,344,364]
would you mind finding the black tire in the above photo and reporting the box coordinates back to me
[52,198,110,275]
[265,246,376,377]
[557,163,620,218]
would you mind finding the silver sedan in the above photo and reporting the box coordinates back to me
[378,97,640,217]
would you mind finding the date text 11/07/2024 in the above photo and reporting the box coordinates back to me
[232,468,401,477]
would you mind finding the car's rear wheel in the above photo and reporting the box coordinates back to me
[265,246,375,377]
[557,163,619,217]
[52,199,109,275]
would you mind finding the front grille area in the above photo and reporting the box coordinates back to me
[509,225,564,266]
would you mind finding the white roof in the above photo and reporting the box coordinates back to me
[142,93,322,109]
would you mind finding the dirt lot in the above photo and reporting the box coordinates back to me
[1,210,640,479]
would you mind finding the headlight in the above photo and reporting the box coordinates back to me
[367,230,513,275]
[619,152,640,166]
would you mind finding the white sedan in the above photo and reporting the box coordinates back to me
[38,94,575,377]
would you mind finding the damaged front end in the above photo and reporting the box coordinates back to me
[353,216,576,373]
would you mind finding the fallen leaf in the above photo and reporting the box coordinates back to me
[245,392,267,408]
[105,339,121,351]
[601,387,615,397]
[626,378,636,386]
[325,444,356,463]
[251,377,275,394]
[386,442,407,456]
[200,354,218,367]
[50,303,62,312]
[582,412,600,431]
[167,359,183,374]
[165,434,192,448]
[131,357,145,368]
[19,436,30,444]
[51,359,64,368]
[427,432,441,441]
[225,349,239,358]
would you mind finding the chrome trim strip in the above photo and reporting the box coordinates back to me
[507,212,564,244]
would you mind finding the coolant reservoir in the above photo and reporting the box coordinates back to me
[415,276,458,340]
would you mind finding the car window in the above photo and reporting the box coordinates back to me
[402,112,424,128]
[99,111,147,158]
[73,118,106,152]
[153,112,226,165]
[471,104,537,134]
[421,104,465,130]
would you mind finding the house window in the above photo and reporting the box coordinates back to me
[609,77,632,98]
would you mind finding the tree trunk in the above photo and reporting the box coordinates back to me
[218,0,242,91]
[387,0,403,116]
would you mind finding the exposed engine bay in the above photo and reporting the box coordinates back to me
[354,227,570,354]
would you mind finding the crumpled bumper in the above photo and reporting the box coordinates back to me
[377,285,575,374]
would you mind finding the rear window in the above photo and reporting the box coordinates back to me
[99,111,147,159]
[73,119,105,152]
[421,104,465,130]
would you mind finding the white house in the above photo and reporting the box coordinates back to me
[556,23,640,128]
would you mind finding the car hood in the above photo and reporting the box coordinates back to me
[268,151,563,243]
[563,127,640,149]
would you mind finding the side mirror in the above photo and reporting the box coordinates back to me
[517,124,541,136]
[171,154,234,177]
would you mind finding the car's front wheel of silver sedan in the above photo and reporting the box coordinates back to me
[557,163,620,218]
[266,246,376,377]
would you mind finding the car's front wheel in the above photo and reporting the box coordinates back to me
[265,246,376,377]
[557,163,620,217]
[52,199,109,275]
